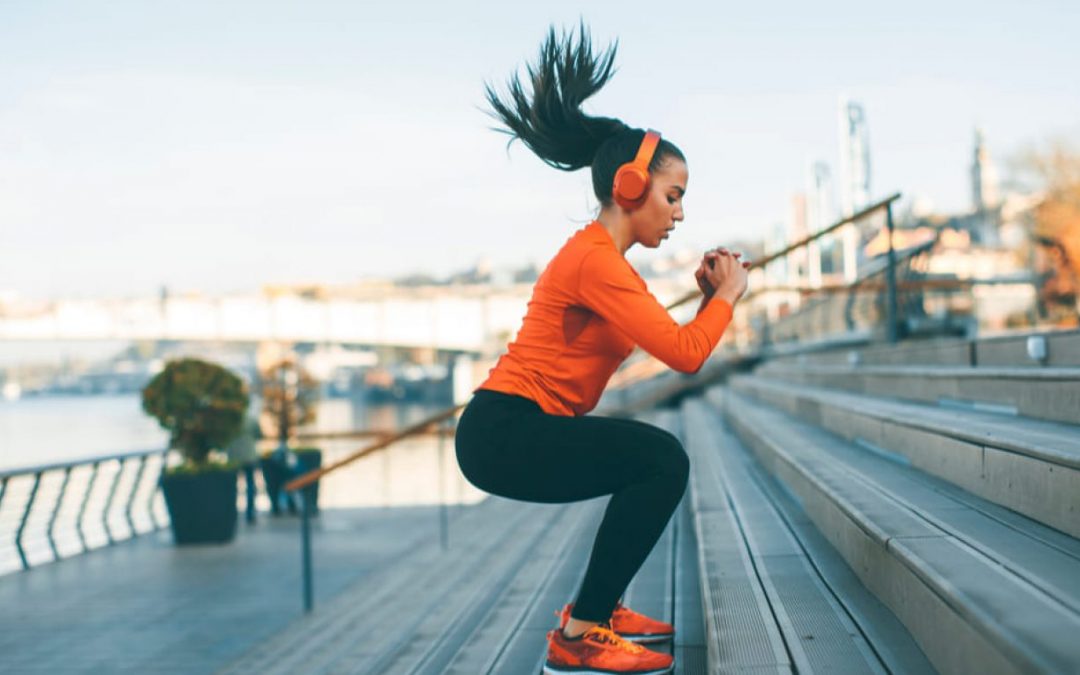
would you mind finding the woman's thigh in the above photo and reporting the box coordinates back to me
[457,398,687,504]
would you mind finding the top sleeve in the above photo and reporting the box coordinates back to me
[576,247,734,374]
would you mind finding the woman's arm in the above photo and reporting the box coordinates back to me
[577,247,734,374]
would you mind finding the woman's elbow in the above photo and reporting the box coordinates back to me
[668,352,708,375]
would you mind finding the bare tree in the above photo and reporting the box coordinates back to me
[1015,139,1080,326]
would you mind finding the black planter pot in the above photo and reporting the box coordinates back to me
[160,468,238,544]
[259,455,296,515]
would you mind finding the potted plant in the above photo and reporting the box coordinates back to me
[142,357,249,544]
[256,356,321,514]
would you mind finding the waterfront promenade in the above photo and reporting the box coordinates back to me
[0,505,449,673]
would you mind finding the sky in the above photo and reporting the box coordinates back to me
[2,0,1078,301]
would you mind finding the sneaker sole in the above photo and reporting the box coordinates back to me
[542,664,673,675]
[620,633,673,644]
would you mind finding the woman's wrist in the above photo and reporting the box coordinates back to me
[713,286,741,307]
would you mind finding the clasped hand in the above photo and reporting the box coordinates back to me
[695,247,750,303]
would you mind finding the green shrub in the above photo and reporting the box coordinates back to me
[142,358,250,470]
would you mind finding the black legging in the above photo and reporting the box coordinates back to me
[454,388,690,622]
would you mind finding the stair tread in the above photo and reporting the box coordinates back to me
[682,397,935,673]
[723,390,1080,672]
[741,374,1080,468]
[761,363,1080,380]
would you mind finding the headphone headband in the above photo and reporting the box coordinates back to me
[632,130,661,170]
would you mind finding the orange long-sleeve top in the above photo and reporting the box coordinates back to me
[477,220,734,417]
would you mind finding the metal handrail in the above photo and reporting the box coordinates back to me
[600,192,907,382]
[0,448,169,574]
[743,275,1040,298]
[663,193,902,312]
[284,405,464,492]
[283,403,466,612]
[0,448,168,480]
[293,427,452,443]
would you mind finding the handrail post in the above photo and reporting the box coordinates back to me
[125,455,148,537]
[76,462,100,553]
[16,472,43,570]
[147,451,168,530]
[101,458,125,545]
[300,485,314,613]
[884,202,901,344]
[47,467,73,561]
[438,419,449,551]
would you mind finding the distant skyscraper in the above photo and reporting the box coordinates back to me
[787,193,809,286]
[806,161,835,232]
[805,161,834,286]
[838,96,872,217]
[971,127,1000,212]
[837,97,870,282]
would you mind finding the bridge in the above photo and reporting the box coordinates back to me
[0,280,698,354]
[0,287,534,352]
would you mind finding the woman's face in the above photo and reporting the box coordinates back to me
[630,158,688,249]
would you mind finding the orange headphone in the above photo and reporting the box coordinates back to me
[612,129,661,210]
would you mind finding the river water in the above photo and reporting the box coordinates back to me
[0,394,450,473]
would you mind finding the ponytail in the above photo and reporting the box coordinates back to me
[485,23,686,206]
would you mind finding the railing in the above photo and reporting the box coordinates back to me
[604,190,1045,412]
[608,194,906,388]
[0,449,170,575]
[698,194,906,341]
[285,407,465,612]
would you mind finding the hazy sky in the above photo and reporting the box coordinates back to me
[2,0,1078,300]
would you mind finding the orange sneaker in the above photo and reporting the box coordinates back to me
[544,624,674,675]
[557,602,675,643]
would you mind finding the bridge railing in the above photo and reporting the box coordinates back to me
[0,449,170,575]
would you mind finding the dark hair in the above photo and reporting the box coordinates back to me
[484,23,685,207]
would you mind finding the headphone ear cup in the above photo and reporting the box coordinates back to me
[613,165,650,209]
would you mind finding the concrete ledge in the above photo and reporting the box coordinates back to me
[730,375,1080,538]
[755,363,1080,425]
[975,330,1080,367]
[762,330,1080,370]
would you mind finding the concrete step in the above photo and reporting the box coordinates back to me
[764,330,1080,369]
[719,387,1080,674]
[754,362,1080,425]
[678,395,936,674]
[729,374,1080,538]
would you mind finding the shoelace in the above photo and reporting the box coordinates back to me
[583,625,646,654]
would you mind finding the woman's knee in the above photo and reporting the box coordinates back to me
[653,436,690,488]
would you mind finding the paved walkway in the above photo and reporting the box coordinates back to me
[0,504,455,674]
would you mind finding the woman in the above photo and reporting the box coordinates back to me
[455,25,749,675]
